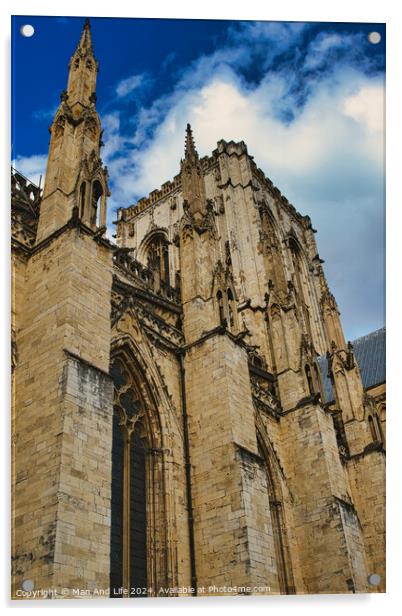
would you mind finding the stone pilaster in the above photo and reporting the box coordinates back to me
[184,333,282,594]
[280,402,369,593]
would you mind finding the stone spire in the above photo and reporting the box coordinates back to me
[78,18,93,51]
[36,19,109,241]
[66,18,98,109]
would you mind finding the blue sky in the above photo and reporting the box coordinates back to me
[11,16,385,341]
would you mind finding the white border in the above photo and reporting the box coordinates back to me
[2,1,401,614]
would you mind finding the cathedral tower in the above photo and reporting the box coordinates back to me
[12,20,385,598]
[178,127,286,592]
[179,124,218,337]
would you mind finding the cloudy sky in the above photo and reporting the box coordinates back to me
[12,16,385,341]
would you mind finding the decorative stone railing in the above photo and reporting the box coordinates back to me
[113,248,181,305]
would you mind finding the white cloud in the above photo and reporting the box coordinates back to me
[100,40,384,339]
[12,154,47,189]
[303,31,366,72]
[101,112,126,161]
[116,74,144,97]
[32,105,58,121]
[104,67,384,202]
[304,33,345,70]
[13,25,384,339]
[342,80,385,134]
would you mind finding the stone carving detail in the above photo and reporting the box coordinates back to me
[11,24,385,594]
[115,307,143,343]
[251,377,281,418]
[112,359,146,438]
[11,169,41,249]
[318,265,339,313]
[216,194,225,214]
[113,248,180,304]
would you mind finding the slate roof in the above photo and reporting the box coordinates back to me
[317,327,386,404]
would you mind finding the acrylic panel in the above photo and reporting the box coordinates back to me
[11,15,386,599]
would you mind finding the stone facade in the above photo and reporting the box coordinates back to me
[11,20,385,599]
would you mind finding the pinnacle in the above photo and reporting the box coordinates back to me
[184,123,198,160]
[78,17,93,51]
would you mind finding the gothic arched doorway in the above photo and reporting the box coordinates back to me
[109,352,166,598]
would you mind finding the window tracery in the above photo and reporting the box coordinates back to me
[146,234,170,287]
[110,357,149,597]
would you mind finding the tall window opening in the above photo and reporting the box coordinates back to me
[289,239,313,341]
[147,234,170,287]
[110,358,148,598]
[130,425,147,591]
[91,180,103,228]
[313,364,321,398]
[217,290,225,327]
[259,206,287,292]
[110,411,123,594]
[305,364,315,396]
[79,182,86,218]
[368,416,376,442]
[227,288,235,329]
[368,414,383,444]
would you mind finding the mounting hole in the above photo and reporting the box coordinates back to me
[368,31,381,45]
[368,573,381,586]
[20,24,35,38]
[22,579,34,592]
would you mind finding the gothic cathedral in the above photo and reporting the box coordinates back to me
[11,20,386,598]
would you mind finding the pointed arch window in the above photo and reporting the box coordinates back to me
[79,182,86,218]
[110,358,148,597]
[305,364,315,396]
[227,288,235,328]
[258,205,287,291]
[289,238,314,342]
[368,416,377,442]
[217,290,225,327]
[109,354,168,598]
[146,234,170,287]
[312,363,323,399]
[91,180,103,228]
[368,413,383,444]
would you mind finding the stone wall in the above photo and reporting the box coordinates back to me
[184,333,281,593]
[279,404,369,593]
[12,130,385,596]
[12,226,114,598]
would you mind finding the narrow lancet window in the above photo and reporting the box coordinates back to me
[217,290,225,327]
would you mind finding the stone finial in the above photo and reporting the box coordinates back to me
[318,265,329,295]
[75,18,93,53]
[346,341,355,369]
[184,123,198,162]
